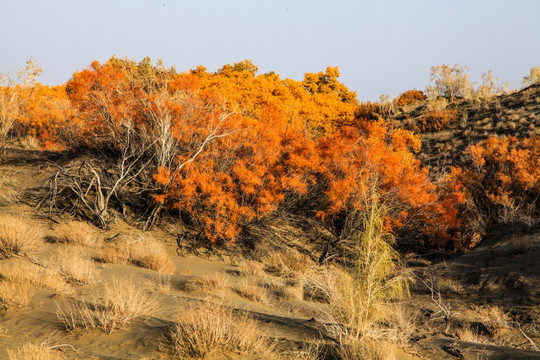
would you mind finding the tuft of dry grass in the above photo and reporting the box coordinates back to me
[51,221,100,248]
[233,278,271,305]
[237,260,266,277]
[7,343,63,360]
[0,280,34,310]
[472,305,510,331]
[57,277,159,334]
[0,261,70,294]
[262,249,313,277]
[455,325,486,344]
[293,337,396,360]
[183,272,229,293]
[337,337,397,360]
[99,235,175,274]
[53,247,99,285]
[168,299,273,358]
[146,273,172,293]
[0,215,44,258]
[0,169,19,206]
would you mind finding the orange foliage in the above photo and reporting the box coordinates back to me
[3,57,467,248]
[416,108,457,133]
[17,84,74,149]
[465,135,540,224]
[394,90,426,106]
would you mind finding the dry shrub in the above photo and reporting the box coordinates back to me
[416,108,457,133]
[57,277,159,334]
[0,280,34,310]
[0,215,44,258]
[0,261,70,294]
[99,243,130,265]
[394,90,426,106]
[99,235,175,274]
[237,260,266,277]
[280,279,304,301]
[0,171,19,206]
[455,325,486,344]
[184,272,229,293]
[382,303,417,345]
[233,278,271,305]
[18,135,42,150]
[51,221,99,247]
[337,337,396,360]
[168,299,273,358]
[7,343,63,360]
[437,278,464,294]
[465,135,540,228]
[294,337,396,360]
[472,305,510,333]
[53,247,99,285]
[522,66,540,88]
[146,273,172,293]
[263,249,313,277]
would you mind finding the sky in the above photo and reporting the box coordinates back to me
[1,0,539,101]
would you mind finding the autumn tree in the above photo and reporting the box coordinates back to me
[465,135,539,226]
[0,58,43,157]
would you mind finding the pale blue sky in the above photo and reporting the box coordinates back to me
[1,1,539,101]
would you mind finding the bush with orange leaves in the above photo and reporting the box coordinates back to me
[394,90,426,106]
[415,108,457,133]
[310,121,467,252]
[465,135,540,226]
[36,57,467,250]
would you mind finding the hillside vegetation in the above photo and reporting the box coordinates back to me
[0,59,538,359]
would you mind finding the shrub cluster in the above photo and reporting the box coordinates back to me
[2,57,484,250]
[394,90,426,106]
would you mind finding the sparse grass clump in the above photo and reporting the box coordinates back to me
[53,247,99,285]
[294,337,396,360]
[183,272,229,293]
[233,278,271,305]
[8,343,63,360]
[168,300,273,358]
[0,215,44,258]
[237,260,266,277]
[51,221,100,247]
[99,235,175,274]
[57,277,159,334]
[0,280,34,310]
[262,248,313,277]
[0,261,70,294]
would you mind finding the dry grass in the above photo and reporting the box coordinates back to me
[262,249,313,277]
[99,235,175,274]
[0,169,19,206]
[183,272,229,293]
[168,299,273,358]
[0,261,70,294]
[437,278,464,294]
[0,215,44,258]
[19,135,42,150]
[233,278,271,305]
[146,273,172,293]
[51,221,100,248]
[237,260,266,277]
[53,247,99,285]
[455,325,486,344]
[0,280,34,310]
[57,277,159,334]
[293,337,396,360]
[0,188,18,206]
[7,343,63,360]
[337,337,397,360]
[472,305,510,331]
